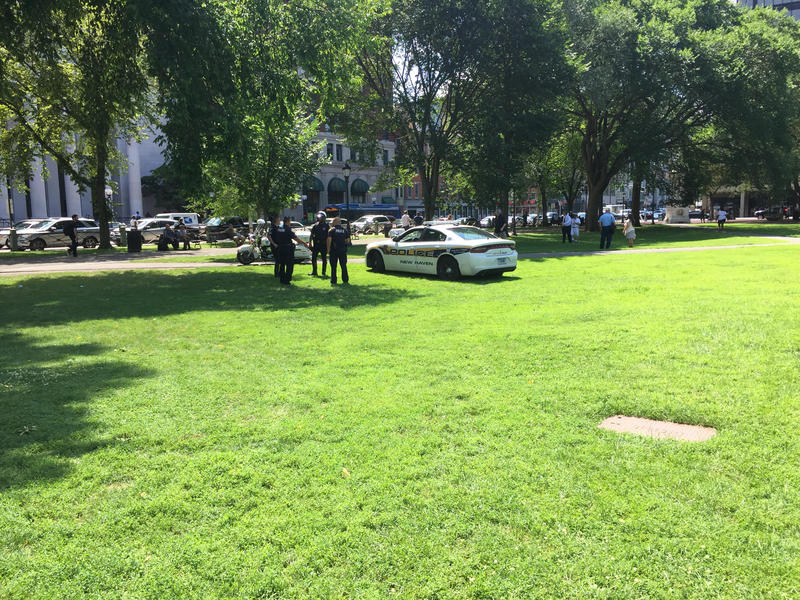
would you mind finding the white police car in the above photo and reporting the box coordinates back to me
[365,224,517,279]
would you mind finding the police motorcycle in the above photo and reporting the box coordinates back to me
[236,219,273,265]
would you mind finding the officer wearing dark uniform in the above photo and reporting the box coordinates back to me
[326,216,351,285]
[308,211,329,277]
[63,214,80,257]
[268,216,309,285]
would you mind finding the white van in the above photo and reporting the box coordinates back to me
[155,212,201,226]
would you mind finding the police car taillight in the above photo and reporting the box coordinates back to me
[471,244,514,253]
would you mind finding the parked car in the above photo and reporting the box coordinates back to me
[16,217,101,250]
[365,224,517,279]
[545,211,561,225]
[155,212,202,227]
[1,219,47,247]
[688,209,702,219]
[112,218,181,244]
[200,216,248,241]
[351,214,393,234]
[479,215,495,228]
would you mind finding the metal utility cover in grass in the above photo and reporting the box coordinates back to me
[599,415,716,442]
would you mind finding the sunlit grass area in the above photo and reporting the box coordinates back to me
[1,245,799,598]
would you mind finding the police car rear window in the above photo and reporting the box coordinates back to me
[449,227,497,240]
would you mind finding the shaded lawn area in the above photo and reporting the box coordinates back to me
[2,225,789,266]
[1,246,799,598]
[0,241,238,260]
[510,223,793,254]
[694,221,800,237]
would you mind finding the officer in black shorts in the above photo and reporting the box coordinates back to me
[63,214,80,257]
[268,216,309,285]
[308,211,329,277]
[326,216,351,285]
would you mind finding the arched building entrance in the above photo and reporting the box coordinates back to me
[302,176,324,218]
[327,177,346,204]
[351,178,369,205]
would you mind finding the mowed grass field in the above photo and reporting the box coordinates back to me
[1,245,799,599]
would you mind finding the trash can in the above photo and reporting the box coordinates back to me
[127,229,143,253]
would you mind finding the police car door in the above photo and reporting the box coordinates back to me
[389,228,425,272]
[417,228,447,274]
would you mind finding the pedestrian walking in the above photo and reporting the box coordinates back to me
[309,211,329,277]
[561,211,573,243]
[327,216,351,285]
[699,209,706,223]
[268,216,310,285]
[63,214,80,257]
[571,212,581,241]
[413,213,424,226]
[494,210,508,238]
[598,207,616,249]
[623,215,636,247]
[401,210,412,229]
[717,208,727,230]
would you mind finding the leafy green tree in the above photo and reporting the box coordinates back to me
[456,0,568,223]
[183,0,384,218]
[0,1,151,247]
[565,0,800,230]
[358,0,489,219]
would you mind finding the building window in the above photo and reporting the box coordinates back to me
[383,150,389,166]
[414,183,419,198]
[326,143,333,159]
[336,144,342,162]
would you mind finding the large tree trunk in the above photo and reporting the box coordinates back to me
[422,155,440,220]
[91,134,112,249]
[631,177,642,226]
[539,183,549,226]
[586,180,604,231]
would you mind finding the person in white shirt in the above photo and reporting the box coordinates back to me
[401,211,411,229]
[623,216,636,247]
[570,213,581,241]
[717,208,727,230]
[561,211,573,243]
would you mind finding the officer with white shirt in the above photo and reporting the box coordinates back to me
[598,207,616,249]
[561,211,573,243]
[717,208,727,230]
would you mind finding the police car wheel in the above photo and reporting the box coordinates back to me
[237,251,254,265]
[367,250,385,273]
[30,238,46,251]
[437,255,460,280]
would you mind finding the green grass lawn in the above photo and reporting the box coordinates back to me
[694,221,800,237]
[1,246,799,598]
[139,225,794,265]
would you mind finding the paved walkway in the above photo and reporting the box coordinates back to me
[1,234,798,276]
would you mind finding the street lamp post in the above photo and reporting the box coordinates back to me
[342,161,351,224]
[6,176,17,251]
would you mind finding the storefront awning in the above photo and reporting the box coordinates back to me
[302,176,324,192]
[351,178,369,194]
[328,177,347,193]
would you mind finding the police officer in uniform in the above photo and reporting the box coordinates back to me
[327,216,351,285]
[268,216,309,285]
[308,211,329,277]
[63,214,80,257]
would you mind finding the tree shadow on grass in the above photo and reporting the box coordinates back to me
[0,331,154,490]
[1,269,426,327]
[368,270,522,285]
